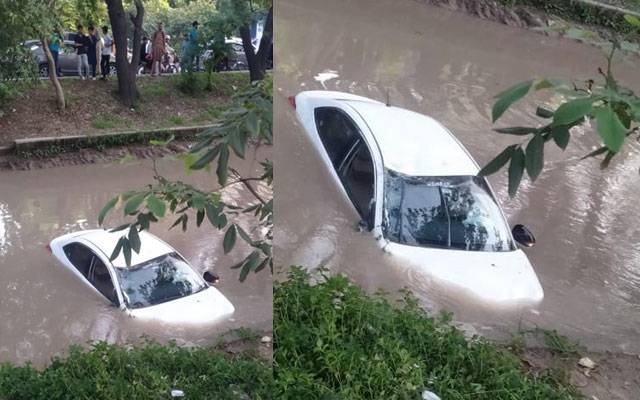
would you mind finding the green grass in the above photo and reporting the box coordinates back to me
[91,114,124,129]
[0,340,273,400]
[274,268,581,399]
[540,329,583,358]
[168,115,186,125]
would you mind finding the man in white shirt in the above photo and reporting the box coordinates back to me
[100,26,114,80]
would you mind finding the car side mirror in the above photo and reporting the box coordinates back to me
[203,271,220,284]
[512,224,535,247]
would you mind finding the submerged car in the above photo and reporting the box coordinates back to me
[49,229,234,324]
[291,90,544,305]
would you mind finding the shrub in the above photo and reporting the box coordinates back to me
[0,340,273,400]
[274,268,580,399]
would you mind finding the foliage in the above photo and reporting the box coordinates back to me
[481,42,639,196]
[99,76,272,281]
[274,268,580,399]
[497,0,640,36]
[0,340,273,400]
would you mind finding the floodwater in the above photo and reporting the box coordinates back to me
[0,146,272,366]
[274,0,640,353]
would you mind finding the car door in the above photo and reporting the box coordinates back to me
[62,242,120,305]
[60,42,77,75]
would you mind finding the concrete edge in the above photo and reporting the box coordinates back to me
[10,124,217,154]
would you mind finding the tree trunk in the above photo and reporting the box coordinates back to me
[240,6,272,82]
[40,37,65,111]
[105,0,144,108]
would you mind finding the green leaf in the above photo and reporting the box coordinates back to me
[593,106,626,152]
[581,145,608,160]
[223,224,237,254]
[525,134,544,181]
[228,130,246,158]
[146,195,166,218]
[478,145,516,176]
[624,14,640,28]
[494,127,539,135]
[205,202,220,228]
[600,151,616,169]
[109,237,124,261]
[254,257,270,273]
[217,145,229,185]
[236,225,253,244]
[98,197,118,226]
[196,209,205,227]
[246,111,259,136]
[508,147,525,197]
[536,107,554,119]
[124,193,147,216]
[122,239,132,267]
[552,97,595,126]
[551,126,570,150]
[128,226,141,254]
[191,145,221,170]
[239,251,261,282]
[492,80,533,122]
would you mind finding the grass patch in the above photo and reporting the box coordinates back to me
[192,105,228,123]
[168,115,186,125]
[91,114,124,130]
[274,268,580,399]
[0,340,272,400]
[540,329,583,358]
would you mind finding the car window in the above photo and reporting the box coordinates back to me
[88,257,118,305]
[314,107,362,170]
[340,141,375,221]
[114,252,207,309]
[63,242,93,278]
[383,170,514,251]
[63,242,118,304]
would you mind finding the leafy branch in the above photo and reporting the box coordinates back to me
[99,77,273,281]
[482,41,640,196]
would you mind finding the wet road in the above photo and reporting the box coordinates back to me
[0,148,272,366]
[274,0,640,353]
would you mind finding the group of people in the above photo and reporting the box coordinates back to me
[46,20,200,80]
[75,25,114,80]
[140,20,200,76]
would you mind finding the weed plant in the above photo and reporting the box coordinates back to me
[274,268,580,400]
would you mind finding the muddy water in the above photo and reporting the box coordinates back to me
[0,147,272,366]
[274,0,640,353]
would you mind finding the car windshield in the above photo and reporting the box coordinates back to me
[383,169,514,252]
[115,252,207,309]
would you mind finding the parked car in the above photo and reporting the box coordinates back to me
[200,37,250,72]
[291,90,544,305]
[48,229,235,324]
[23,39,118,77]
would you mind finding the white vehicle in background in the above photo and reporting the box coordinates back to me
[290,90,544,305]
[49,229,234,324]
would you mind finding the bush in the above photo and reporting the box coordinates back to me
[0,340,273,400]
[274,268,580,400]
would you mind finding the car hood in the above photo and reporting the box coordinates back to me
[384,242,544,305]
[126,287,235,325]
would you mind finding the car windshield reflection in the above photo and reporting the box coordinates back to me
[383,169,514,252]
[115,252,207,309]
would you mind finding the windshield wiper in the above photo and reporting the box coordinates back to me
[438,186,452,248]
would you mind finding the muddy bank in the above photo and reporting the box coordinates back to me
[0,73,246,147]
[0,141,192,171]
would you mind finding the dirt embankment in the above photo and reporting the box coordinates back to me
[0,73,246,146]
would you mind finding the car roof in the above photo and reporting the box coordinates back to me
[343,100,479,176]
[79,229,174,269]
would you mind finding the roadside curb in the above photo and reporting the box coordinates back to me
[4,124,215,155]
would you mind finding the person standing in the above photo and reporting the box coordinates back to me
[87,26,98,80]
[49,29,63,77]
[151,22,166,77]
[74,25,90,80]
[186,20,199,72]
[100,26,113,80]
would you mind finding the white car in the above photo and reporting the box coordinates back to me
[291,90,544,305]
[48,229,235,324]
